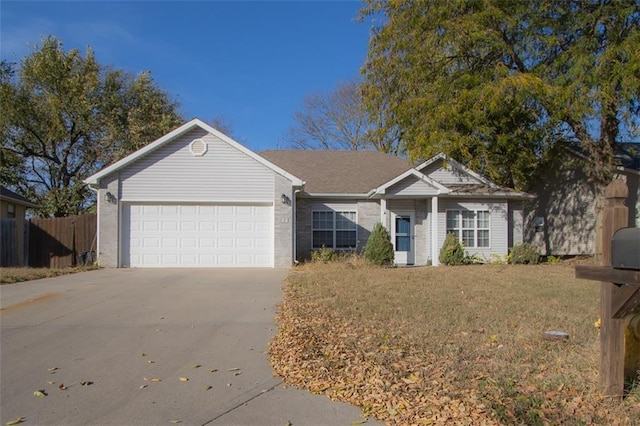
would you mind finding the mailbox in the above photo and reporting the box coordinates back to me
[611,227,640,270]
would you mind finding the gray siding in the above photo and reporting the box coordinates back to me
[387,176,438,197]
[508,201,524,248]
[422,160,479,185]
[438,198,509,260]
[118,128,275,202]
[525,156,600,256]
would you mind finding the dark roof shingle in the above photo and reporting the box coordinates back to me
[260,150,414,194]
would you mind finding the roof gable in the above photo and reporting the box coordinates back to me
[371,169,449,197]
[416,153,497,187]
[85,119,303,186]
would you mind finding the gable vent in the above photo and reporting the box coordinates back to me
[189,138,208,156]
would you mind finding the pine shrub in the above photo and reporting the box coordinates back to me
[364,223,394,266]
[439,233,465,265]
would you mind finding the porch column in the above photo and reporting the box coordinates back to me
[380,198,387,228]
[431,196,439,266]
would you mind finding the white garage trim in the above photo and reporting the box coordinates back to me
[121,203,274,268]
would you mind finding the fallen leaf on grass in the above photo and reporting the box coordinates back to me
[5,417,25,425]
[351,420,367,425]
[80,381,93,386]
[179,377,189,382]
[150,378,161,382]
[227,368,241,371]
[204,385,212,391]
[191,364,201,369]
[139,385,148,389]
[148,360,155,364]
[47,381,55,385]
[58,384,67,390]
[141,353,146,357]
[169,420,181,424]
[208,369,218,373]
[33,390,47,397]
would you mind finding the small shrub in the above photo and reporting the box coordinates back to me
[546,255,561,264]
[509,243,540,264]
[364,223,394,266]
[311,246,337,263]
[439,233,465,265]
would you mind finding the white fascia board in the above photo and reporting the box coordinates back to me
[415,152,497,188]
[371,168,450,197]
[302,192,371,198]
[84,118,304,187]
[444,192,536,200]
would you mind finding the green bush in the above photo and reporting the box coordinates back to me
[439,233,466,265]
[364,223,394,266]
[509,243,540,264]
[311,246,337,263]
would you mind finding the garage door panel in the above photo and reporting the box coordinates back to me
[124,204,273,267]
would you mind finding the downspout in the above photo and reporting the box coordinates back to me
[87,184,100,266]
[292,188,303,265]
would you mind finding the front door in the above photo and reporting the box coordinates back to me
[393,212,415,265]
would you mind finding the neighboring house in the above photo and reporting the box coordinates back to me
[84,118,532,268]
[0,186,38,266]
[525,145,640,256]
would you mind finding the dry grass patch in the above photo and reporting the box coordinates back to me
[270,263,640,425]
[0,266,99,284]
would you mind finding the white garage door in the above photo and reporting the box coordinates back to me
[123,204,273,267]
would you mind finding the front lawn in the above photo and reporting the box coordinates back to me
[270,262,640,425]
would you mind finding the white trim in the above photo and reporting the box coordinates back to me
[380,198,387,225]
[303,192,371,198]
[119,198,274,205]
[371,169,450,197]
[416,153,498,188]
[445,209,491,249]
[431,196,439,266]
[84,118,304,187]
[391,210,415,265]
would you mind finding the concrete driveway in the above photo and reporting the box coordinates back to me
[0,269,378,426]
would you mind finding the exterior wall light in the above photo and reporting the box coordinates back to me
[281,194,291,205]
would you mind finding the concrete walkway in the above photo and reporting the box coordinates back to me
[0,269,381,426]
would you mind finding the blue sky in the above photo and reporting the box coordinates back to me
[1,0,372,152]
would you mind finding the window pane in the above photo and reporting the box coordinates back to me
[336,231,356,248]
[336,211,356,230]
[462,230,475,247]
[313,211,333,230]
[477,211,490,228]
[395,216,410,234]
[461,211,475,228]
[478,230,490,247]
[313,231,333,248]
[396,235,410,251]
[446,210,458,229]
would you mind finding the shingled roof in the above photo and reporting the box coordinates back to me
[0,186,37,207]
[260,150,414,194]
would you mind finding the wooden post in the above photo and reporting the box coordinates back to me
[600,180,628,398]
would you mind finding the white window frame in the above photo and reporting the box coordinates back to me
[446,209,490,248]
[312,209,357,250]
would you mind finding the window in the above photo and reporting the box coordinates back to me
[312,210,356,249]
[7,203,15,219]
[446,210,490,248]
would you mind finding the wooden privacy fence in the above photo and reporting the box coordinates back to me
[1,218,18,266]
[29,214,97,268]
